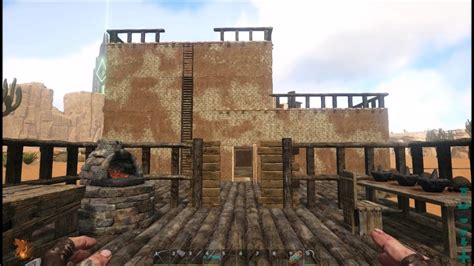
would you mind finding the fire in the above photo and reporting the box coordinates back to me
[109,169,129,178]
[14,238,32,260]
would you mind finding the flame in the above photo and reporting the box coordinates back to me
[14,238,32,260]
[109,169,129,178]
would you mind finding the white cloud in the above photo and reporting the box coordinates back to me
[3,41,101,111]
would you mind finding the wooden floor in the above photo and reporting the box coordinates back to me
[87,181,471,266]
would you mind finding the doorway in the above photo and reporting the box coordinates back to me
[233,147,253,182]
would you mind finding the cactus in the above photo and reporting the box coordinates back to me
[3,78,22,117]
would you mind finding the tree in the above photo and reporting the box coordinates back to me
[466,119,471,137]
[426,128,455,141]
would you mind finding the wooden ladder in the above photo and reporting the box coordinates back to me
[181,43,194,176]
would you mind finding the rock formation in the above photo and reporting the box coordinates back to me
[2,83,104,142]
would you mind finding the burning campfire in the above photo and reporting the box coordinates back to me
[108,169,129,179]
[14,238,32,260]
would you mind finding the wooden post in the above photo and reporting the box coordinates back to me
[394,147,407,209]
[348,96,353,108]
[362,95,368,108]
[364,147,376,201]
[235,30,239,41]
[170,147,180,208]
[411,145,426,213]
[155,31,161,42]
[436,144,453,180]
[378,95,385,108]
[321,96,326,108]
[66,146,79,184]
[142,147,151,175]
[336,147,345,209]
[39,145,54,179]
[249,30,253,41]
[306,147,316,208]
[441,206,458,258]
[127,32,132,43]
[282,138,293,208]
[5,143,23,184]
[220,31,224,41]
[305,96,310,108]
[275,96,280,108]
[85,146,94,160]
[141,32,146,43]
[192,138,203,208]
[332,95,337,108]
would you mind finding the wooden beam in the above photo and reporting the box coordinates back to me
[410,146,426,212]
[436,144,453,180]
[378,95,385,108]
[321,96,326,108]
[336,147,345,209]
[282,138,293,208]
[332,95,337,108]
[235,30,239,41]
[441,206,457,258]
[192,138,203,207]
[170,147,180,208]
[362,95,368,108]
[141,32,146,43]
[348,96,353,108]
[142,147,151,175]
[220,31,224,41]
[127,32,132,43]
[306,147,316,208]
[66,146,78,184]
[249,30,253,41]
[364,147,376,201]
[39,145,54,179]
[5,143,23,184]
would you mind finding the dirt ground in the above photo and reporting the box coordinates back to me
[2,150,470,217]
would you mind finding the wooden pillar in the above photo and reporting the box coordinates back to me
[155,31,161,42]
[305,96,310,108]
[142,147,151,175]
[441,206,457,258]
[411,145,426,213]
[364,147,376,201]
[235,30,239,41]
[332,95,337,108]
[5,143,23,184]
[348,96,353,108]
[220,31,224,41]
[321,96,326,108]
[66,146,79,184]
[394,146,407,209]
[436,144,453,180]
[39,145,54,179]
[141,32,146,43]
[170,147,180,208]
[85,146,95,160]
[192,139,203,208]
[249,30,253,41]
[336,147,345,209]
[127,32,132,43]
[275,96,280,108]
[282,138,293,209]
[306,147,316,208]
[378,95,385,108]
[362,95,368,108]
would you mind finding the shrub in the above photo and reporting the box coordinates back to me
[23,152,39,165]
[426,128,455,141]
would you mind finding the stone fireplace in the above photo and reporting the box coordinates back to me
[78,140,155,235]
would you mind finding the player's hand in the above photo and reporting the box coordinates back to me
[69,236,112,266]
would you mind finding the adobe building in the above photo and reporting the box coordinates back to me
[100,27,390,187]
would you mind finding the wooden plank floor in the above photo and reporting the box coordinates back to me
[87,181,470,266]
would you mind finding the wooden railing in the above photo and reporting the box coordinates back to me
[282,138,472,211]
[214,27,273,41]
[106,29,166,44]
[271,93,389,109]
[2,138,204,207]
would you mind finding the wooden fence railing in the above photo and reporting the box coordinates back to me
[271,92,389,109]
[282,138,472,211]
[2,138,204,207]
[106,29,166,43]
[214,27,273,41]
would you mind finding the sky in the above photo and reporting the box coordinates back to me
[3,0,472,133]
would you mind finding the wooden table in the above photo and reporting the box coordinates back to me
[357,180,471,259]
[2,184,85,264]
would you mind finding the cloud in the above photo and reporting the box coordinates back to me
[3,41,101,111]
